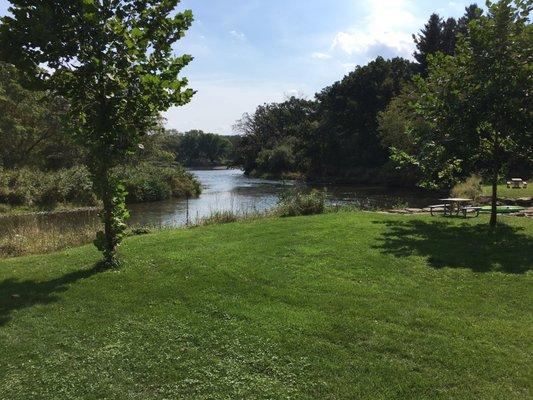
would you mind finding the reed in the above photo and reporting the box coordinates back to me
[0,217,101,259]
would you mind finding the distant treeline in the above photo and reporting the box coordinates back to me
[233,4,530,186]
[154,129,239,168]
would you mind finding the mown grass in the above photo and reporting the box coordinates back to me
[483,184,532,198]
[0,212,532,399]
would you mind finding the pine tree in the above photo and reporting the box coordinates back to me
[442,18,458,55]
[413,13,444,75]
[458,4,484,35]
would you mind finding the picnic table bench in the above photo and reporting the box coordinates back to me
[461,206,481,218]
[429,204,448,216]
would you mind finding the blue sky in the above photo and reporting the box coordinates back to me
[0,0,479,134]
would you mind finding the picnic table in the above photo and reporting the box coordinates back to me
[509,178,526,189]
[439,198,473,217]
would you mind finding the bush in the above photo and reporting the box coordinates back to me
[0,167,96,207]
[116,163,201,204]
[0,164,200,209]
[275,188,326,217]
[255,144,296,177]
[451,174,483,203]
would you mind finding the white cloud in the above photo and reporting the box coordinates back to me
[311,52,332,60]
[331,0,419,60]
[229,30,246,41]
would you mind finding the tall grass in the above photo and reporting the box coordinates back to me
[275,188,326,217]
[0,213,101,258]
[451,174,483,203]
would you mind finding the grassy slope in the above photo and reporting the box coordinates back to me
[0,212,532,400]
[483,184,532,198]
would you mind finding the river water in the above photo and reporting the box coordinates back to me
[1,169,438,234]
[128,169,437,227]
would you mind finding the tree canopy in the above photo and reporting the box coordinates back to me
[0,0,195,265]
[234,4,492,186]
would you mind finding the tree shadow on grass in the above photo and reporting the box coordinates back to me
[0,264,103,326]
[373,219,533,274]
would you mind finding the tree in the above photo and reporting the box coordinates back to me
[313,57,415,177]
[234,97,316,177]
[458,4,484,35]
[395,0,532,226]
[0,1,194,265]
[377,84,429,155]
[176,130,232,167]
[234,58,416,182]
[441,18,458,55]
[413,5,483,75]
[413,13,445,75]
[0,62,79,169]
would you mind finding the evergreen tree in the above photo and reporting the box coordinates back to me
[413,13,444,75]
[458,3,484,35]
[413,5,483,75]
[442,18,458,55]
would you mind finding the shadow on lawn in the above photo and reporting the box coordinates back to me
[0,264,103,326]
[374,219,533,274]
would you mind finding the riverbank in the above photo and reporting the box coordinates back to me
[2,201,532,259]
[0,164,201,215]
[1,212,531,399]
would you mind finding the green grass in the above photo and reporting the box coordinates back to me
[1,212,532,399]
[483,184,533,198]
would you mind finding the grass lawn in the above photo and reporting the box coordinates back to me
[483,184,533,198]
[1,212,532,399]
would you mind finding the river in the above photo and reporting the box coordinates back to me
[128,169,438,227]
[1,169,439,234]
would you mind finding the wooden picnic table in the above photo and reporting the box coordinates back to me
[439,198,472,216]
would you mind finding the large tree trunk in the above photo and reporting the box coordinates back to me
[490,168,498,227]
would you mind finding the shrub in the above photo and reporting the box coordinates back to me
[256,144,296,177]
[199,210,240,226]
[275,188,326,217]
[61,166,98,205]
[451,174,483,203]
[116,163,201,204]
[0,167,96,208]
[0,164,200,209]
[0,168,39,205]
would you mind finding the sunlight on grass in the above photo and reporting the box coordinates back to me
[1,212,531,399]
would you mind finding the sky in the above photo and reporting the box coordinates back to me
[0,0,479,134]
